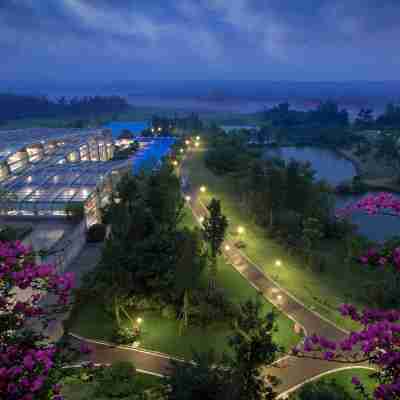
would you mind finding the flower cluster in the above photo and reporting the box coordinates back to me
[0,240,80,400]
[337,192,400,218]
[294,304,400,399]
[359,245,400,271]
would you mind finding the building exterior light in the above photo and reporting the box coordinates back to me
[237,226,245,235]
[151,128,155,132]
[275,260,282,267]
[200,186,206,193]
[27,176,32,183]
[158,127,162,132]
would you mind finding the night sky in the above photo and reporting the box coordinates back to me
[1,0,400,83]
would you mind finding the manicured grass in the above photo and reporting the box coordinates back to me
[331,368,376,398]
[184,150,371,330]
[68,203,300,359]
[62,371,161,400]
[69,254,299,359]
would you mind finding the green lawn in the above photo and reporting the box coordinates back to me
[184,150,372,330]
[68,203,299,359]
[62,371,161,400]
[289,368,376,399]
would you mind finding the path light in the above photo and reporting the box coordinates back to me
[194,142,200,148]
[196,136,200,141]
[136,317,143,325]
[185,195,191,202]
[199,216,205,224]
[172,160,178,166]
[180,148,184,153]
[200,185,206,193]
[275,259,282,267]
[237,226,245,235]
[277,295,283,302]
[225,244,231,251]
[185,140,190,145]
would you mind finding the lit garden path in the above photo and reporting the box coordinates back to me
[180,151,369,396]
[68,150,368,397]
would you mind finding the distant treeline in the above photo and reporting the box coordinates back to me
[0,93,130,123]
[254,101,400,146]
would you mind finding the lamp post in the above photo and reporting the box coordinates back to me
[185,195,191,202]
[237,226,245,235]
[275,259,282,267]
[200,185,206,193]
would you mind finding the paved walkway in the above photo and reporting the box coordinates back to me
[69,153,367,397]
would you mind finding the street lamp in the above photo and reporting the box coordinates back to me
[185,195,191,202]
[275,259,282,267]
[237,226,245,235]
[200,185,206,193]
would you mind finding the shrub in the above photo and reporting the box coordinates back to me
[86,223,107,242]
[161,305,177,319]
[289,379,353,400]
[111,326,140,345]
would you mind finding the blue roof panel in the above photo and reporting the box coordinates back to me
[104,121,150,139]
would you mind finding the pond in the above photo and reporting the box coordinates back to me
[265,146,400,242]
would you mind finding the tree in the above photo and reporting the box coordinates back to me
[289,379,353,400]
[0,240,90,400]
[203,198,229,287]
[228,299,281,400]
[94,361,154,399]
[302,216,324,267]
[174,228,207,333]
[163,351,232,400]
[295,192,400,399]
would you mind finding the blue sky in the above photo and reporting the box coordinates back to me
[1,0,400,83]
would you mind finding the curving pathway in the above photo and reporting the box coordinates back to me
[69,149,368,397]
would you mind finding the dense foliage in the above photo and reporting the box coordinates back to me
[0,93,129,124]
[0,240,91,400]
[164,299,280,400]
[296,193,400,399]
[289,379,355,400]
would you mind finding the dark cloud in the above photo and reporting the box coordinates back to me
[0,0,400,83]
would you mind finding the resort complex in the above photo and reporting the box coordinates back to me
[0,128,175,225]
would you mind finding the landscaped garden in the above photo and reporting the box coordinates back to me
[67,199,299,359]
[184,148,376,330]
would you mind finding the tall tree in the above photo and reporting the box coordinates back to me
[203,198,229,287]
[228,299,281,400]
[163,351,232,400]
[174,228,207,334]
[302,216,324,268]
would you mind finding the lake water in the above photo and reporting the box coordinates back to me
[265,146,400,242]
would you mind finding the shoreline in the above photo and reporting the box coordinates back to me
[336,148,400,194]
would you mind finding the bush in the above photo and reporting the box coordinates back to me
[289,379,353,400]
[161,305,177,319]
[86,223,107,243]
[94,362,149,398]
[111,326,140,345]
